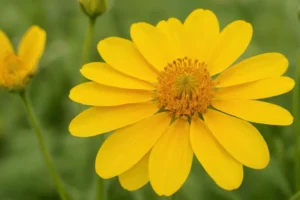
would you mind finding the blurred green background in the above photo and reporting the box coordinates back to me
[0,0,300,199]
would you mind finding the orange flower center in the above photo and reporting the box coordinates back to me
[0,52,28,90]
[155,57,214,117]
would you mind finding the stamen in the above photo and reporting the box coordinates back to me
[155,57,214,117]
[0,52,29,89]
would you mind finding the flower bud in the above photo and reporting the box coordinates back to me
[79,0,108,19]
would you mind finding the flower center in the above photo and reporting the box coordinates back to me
[155,57,214,117]
[0,52,29,90]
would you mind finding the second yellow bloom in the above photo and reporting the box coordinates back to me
[0,26,46,90]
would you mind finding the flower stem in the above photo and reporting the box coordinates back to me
[20,90,70,200]
[294,55,300,192]
[82,17,96,65]
[81,16,105,200]
[96,136,104,200]
[290,190,300,200]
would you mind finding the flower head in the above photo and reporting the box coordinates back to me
[0,26,46,91]
[69,9,294,196]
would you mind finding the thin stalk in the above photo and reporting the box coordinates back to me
[162,195,172,200]
[96,136,104,200]
[82,17,96,65]
[81,16,105,200]
[290,190,300,200]
[294,55,300,192]
[20,90,70,200]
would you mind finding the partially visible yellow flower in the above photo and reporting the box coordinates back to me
[79,0,108,19]
[69,9,294,196]
[0,26,46,91]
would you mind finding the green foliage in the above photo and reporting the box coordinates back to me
[0,0,299,199]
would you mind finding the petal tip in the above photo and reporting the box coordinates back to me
[285,115,294,126]
[95,153,115,179]
[68,118,80,137]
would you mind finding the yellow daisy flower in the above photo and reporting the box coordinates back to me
[0,26,46,90]
[69,9,294,196]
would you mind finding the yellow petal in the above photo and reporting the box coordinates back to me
[211,99,293,125]
[119,153,150,191]
[96,112,171,178]
[131,22,174,71]
[149,119,193,196]
[69,82,153,106]
[156,18,185,60]
[216,53,288,87]
[157,18,182,39]
[18,26,46,73]
[80,62,154,90]
[184,9,219,62]
[208,20,252,76]
[0,30,14,55]
[97,37,158,82]
[203,109,270,169]
[190,118,243,190]
[69,101,159,137]
[215,76,295,99]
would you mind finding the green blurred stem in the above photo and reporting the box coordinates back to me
[82,16,105,200]
[290,190,300,200]
[294,56,300,191]
[97,136,104,200]
[20,90,70,200]
[163,195,172,200]
[82,17,96,64]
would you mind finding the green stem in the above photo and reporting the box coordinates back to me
[20,90,70,200]
[81,17,105,200]
[290,190,300,200]
[294,55,300,191]
[82,17,96,65]
[162,195,172,200]
[96,136,104,200]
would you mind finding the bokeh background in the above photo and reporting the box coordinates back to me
[0,0,300,199]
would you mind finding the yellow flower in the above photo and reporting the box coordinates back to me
[69,9,294,196]
[0,26,46,90]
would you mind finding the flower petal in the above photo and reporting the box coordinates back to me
[18,26,46,73]
[211,99,293,125]
[216,53,288,87]
[208,20,252,76]
[69,101,159,137]
[156,18,185,60]
[131,22,174,71]
[157,18,182,39]
[215,76,295,99]
[0,30,14,55]
[190,118,243,190]
[184,9,219,62]
[203,109,270,169]
[80,62,154,90]
[96,112,171,178]
[69,82,153,106]
[149,119,193,196]
[97,37,158,82]
[119,153,150,191]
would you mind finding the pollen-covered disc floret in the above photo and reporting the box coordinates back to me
[0,52,29,90]
[155,57,214,117]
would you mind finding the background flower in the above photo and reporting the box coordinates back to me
[0,26,45,90]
